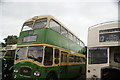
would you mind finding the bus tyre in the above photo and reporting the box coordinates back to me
[46,73,58,80]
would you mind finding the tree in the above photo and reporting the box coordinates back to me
[1,42,6,47]
[78,46,87,55]
[3,35,18,46]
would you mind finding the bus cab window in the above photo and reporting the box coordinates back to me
[44,47,53,66]
[28,46,43,63]
[88,48,108,64]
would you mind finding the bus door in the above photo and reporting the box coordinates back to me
[60,51,68,77]
[44,47,53,66]
[103,47,120,80]
[54,49,60,66]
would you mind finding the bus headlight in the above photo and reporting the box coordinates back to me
[14,69,19,73]
[34,71,40,76]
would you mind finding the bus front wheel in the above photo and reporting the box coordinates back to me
[45,72,58,80]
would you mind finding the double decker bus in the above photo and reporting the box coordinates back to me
[2,44,17,80]
[0,44,17,80]
[86,21,120,80]
[13,15,86,79]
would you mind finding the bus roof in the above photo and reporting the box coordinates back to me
[23,15,85,46]
[24,15,52,23]
[88,21,120,30]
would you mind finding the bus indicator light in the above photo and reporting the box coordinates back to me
[45,68,48,72]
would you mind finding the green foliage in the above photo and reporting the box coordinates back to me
[78,46,87,55]
[3,35,18,46]
[1,42,6,47]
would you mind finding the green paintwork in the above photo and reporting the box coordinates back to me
[13,61,85,79]
[17,28,83,53]
[14,28,86,79]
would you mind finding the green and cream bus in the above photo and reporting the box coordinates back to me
[2,44,17,80]
[87,21,120,80]
[13,15,86,79]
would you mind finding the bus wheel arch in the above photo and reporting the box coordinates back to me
[45,71,58,80]
[101,67,120,80]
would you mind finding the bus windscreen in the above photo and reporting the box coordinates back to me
[88,48,108,64]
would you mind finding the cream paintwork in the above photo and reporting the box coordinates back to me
[86,48,109,79]
[21,15,85,46]
[87,63,109,78]
[87,21,120,79]
[15,43,85,67]
[87,21,120,47]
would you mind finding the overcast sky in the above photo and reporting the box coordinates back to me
[0,0,119,45]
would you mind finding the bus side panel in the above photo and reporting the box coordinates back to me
[17,29,46,45]
[45,29,82,53]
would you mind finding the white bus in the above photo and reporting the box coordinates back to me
[86,21,120,80]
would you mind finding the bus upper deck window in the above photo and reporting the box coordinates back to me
[49,19,61,33]
[34,18,47,29]
[61,27,68,37]
[22,21,33,31]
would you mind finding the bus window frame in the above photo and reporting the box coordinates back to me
[49,19,61,33]
[33,18,47,29]
[21,21,34,31]
[27,46,44,63]
[22,35,38,43]
[61,26,68,38]
[44,46,53,66]
[88,48,108,64]
[69,55,74,63]
[61,51,68,65]
[54,49,60,64]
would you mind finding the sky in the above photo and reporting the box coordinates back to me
[0,0,119,45]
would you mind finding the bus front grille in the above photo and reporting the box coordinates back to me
[20,66,32,77]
